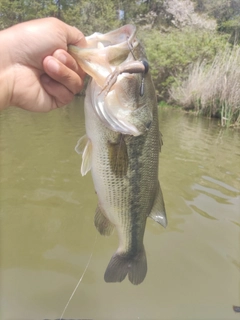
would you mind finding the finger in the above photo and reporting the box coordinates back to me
[42,56,83,94]
[65,25,87,47]
[52,49,85,80]
[41,74,74,107]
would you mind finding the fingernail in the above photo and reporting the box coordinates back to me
[46,58,59,73]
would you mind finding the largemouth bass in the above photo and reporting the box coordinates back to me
[68,25,167,285]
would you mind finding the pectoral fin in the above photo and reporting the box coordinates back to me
[95,204,115,236]
[149,182,167,228]
[75,135,92,176]
[81,139,92,176]
[75,135,89,154]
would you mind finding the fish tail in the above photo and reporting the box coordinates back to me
[104,247,147,285]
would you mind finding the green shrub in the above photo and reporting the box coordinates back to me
[138,27,228,100]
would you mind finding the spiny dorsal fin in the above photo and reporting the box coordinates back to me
[94,204,115,236]
[149,181,167,228]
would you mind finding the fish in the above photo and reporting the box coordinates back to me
[68,24,167,285]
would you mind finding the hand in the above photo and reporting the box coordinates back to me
[0,17,86,112]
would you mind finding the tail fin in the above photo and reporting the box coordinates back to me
[104,248,147,285]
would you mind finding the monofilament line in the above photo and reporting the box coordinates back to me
[60,233,98,320]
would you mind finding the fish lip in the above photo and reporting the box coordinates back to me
[86,24,137,49]
[68,24,139,90]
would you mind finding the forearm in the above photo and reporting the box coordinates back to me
[0,28,14,110]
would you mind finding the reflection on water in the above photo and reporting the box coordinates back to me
[0,98,239,320]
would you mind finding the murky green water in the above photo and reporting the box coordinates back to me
[0,98,239,320]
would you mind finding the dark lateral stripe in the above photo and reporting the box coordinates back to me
[128,135,144,253]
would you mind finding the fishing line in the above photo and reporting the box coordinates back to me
[59,233,98,320]
[127,38,137,61]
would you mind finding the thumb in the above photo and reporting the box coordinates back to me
[65,24,87,48]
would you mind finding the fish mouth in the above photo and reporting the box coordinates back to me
[86,24,137,50]
[68,24,139,90]
[70,25,152,137]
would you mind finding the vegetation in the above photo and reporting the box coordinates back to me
[0,0,121,33]
[170,46,240,126]
[139,28,228,100]
[194,0,240,43]
[1,0,240,126]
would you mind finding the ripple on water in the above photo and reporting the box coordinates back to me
[187,174,240,225]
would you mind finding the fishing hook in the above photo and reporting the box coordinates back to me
[140,60,149,97]
[127,37,149,97]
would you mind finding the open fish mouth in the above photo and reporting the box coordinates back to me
[86,24,138,53]
[68,24,153,136]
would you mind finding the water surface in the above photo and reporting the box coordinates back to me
[0,98,239,320]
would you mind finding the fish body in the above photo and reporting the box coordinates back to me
[69,25,167,285]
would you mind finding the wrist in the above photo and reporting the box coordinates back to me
[0,29,15,110]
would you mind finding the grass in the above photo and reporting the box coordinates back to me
[170,45,240,127]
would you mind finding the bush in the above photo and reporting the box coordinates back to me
[138,27,228,100]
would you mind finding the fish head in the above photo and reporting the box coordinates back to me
[102,71,155,136]
[69,25,155,136]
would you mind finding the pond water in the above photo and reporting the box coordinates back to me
[0,98,239,320]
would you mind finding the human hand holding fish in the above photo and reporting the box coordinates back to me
[0,17,86,111]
